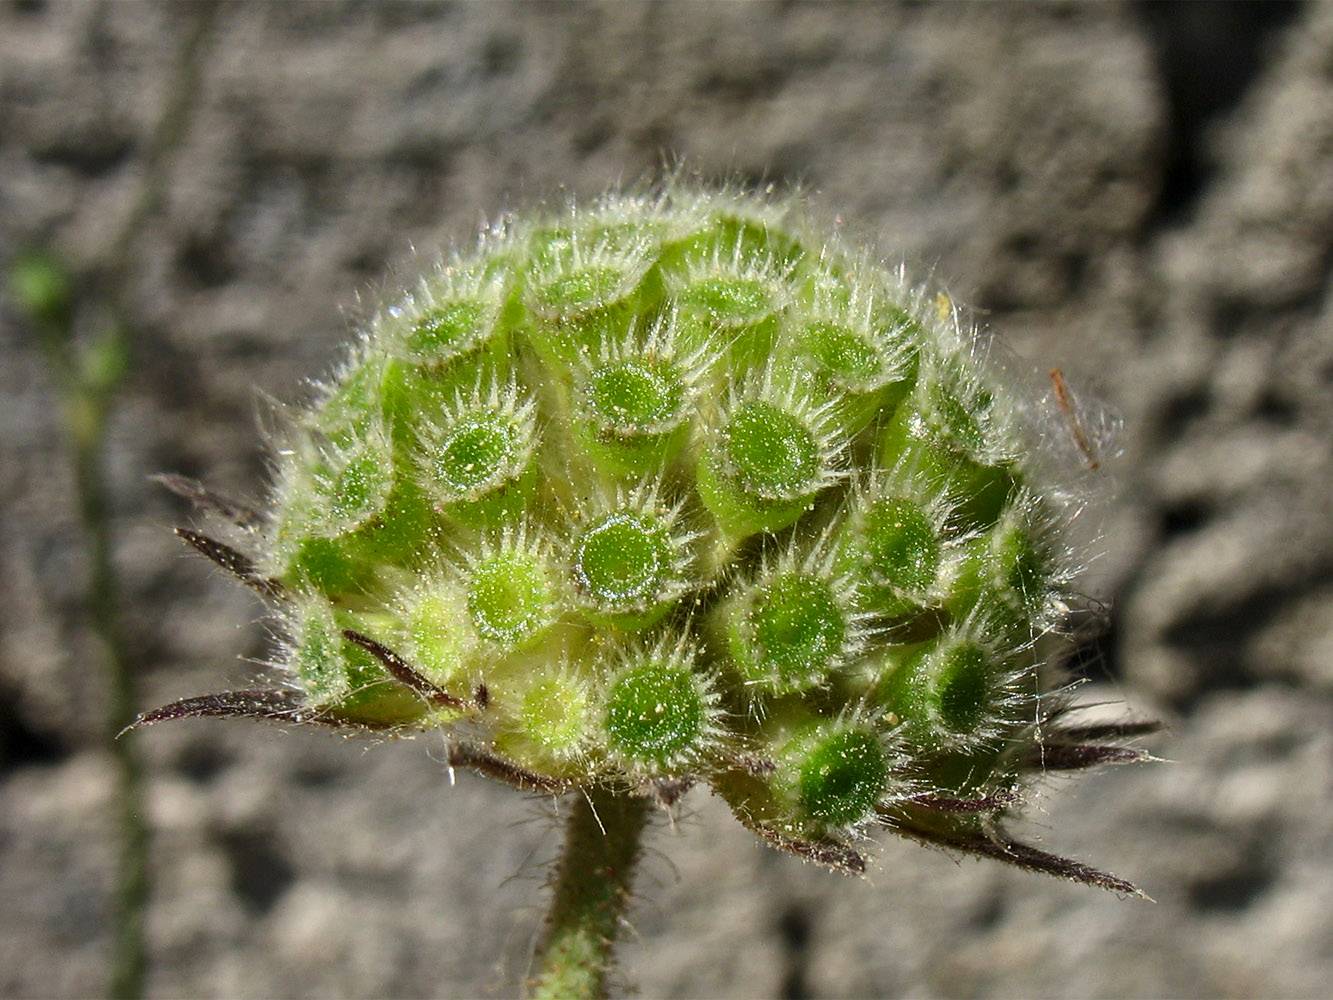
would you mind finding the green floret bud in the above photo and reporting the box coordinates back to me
[787,286,921,436]
[802,320,881,386]
[387,260,508,368]
[526,226,655,322]
[307,352,390,439]
[285,597,441,727]
[931,641,992,735]
[864,497,939,595]
[668,237,790,329]
[839,494,944,618]
[587,358,684,431]
[604,643,712,771]
[782,723,889,827]
[290,597,352,704]
[945,496,1060,636]
[522,674,591,757]
[572,509,684,628]
[420,382,537,524]
[570,313,710,477]
[496,665,597,770]
[991,514,1054,613]
[726,402,820,498]
[307,431,395,538]
[794,272,918,388]
[676,274,774,326]
[327,450,390,526]
[698,395,841,537]
[534,267,625,317]
[878,636,996,743]
[406,300,489,361]
[929,380,991,458]
[664,234,794,366]
[432,411,521,499]
[664,197,803,272]
[400,579,477,688]
[731,572,848,694]
[575,356,692,476]
[466,544,557,649]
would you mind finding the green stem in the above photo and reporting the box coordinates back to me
[72,380,148,1000]
[530,789,651,1000]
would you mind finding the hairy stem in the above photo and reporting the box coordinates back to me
[530,789,651,1000]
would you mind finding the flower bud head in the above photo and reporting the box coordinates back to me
[147,178,1147,888]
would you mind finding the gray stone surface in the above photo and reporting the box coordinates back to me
[2,1,1330,997]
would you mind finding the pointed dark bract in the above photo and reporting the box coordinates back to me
[1044,720,1164,743]
[341,629,478,711]
[175,527,286,602]
[1025,743,1154,771]
[886,820,1146,897]
[446,741,574,794]
[904,791,1022,814]
[155,473,266,528]
[128,688,307,728]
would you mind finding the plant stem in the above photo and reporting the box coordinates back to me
[69,361,146,1000]
[530,789,651,1000]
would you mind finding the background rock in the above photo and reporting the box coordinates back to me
[2,1,1329,996]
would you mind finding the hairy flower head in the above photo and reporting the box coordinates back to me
[141,177,1153,889]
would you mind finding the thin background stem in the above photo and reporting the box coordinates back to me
[13,4,222,997]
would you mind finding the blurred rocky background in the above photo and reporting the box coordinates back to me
[2,1,1330,996]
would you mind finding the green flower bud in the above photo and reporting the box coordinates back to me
[878,351,1022,530]
[668,230,791,323]
[732,573,846,693]
[944,492,1063,638]
[289,595,352,704]
[571,488,694,630]
[409,301,488,359]
[313,433,395,537]
[493,661,598,773]
[398,575,477,688]
[521,670,594,759]
[419,380,537,524]
[875,626,1018,748]
[588,359,682,430]
[863,497,939,595]
[697,385,844,537]
[724,401,821,497]
[723,544,864,696]
[307,350,392,441]
[780,722,889,828]
[791,267,920,423]
[381,260,510,370]
[603,637,717,773]
[464,529,559,650]
[571,314,709,477]
[836,485,952,619]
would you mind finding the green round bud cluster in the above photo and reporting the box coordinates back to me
[150,179,1149,883]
